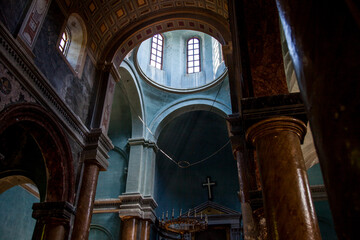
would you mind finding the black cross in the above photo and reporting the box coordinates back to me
[202,176,216,200]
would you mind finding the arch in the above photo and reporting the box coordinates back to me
[118,61,145,138]
[0,175,37,196]
[0,103,75,203]
[101,9,231,64]
[149,98,231,140]
[59,13,88,77]
[89,224,114,240]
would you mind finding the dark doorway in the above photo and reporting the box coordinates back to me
[195,227,228,240]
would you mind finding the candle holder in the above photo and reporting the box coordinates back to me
[159,209,208,239]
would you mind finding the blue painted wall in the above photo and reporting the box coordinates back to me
[96,84,131,198]
[154,111,240,216]
[0,186,38,240]
[307,163,337,239]
[90,213,121,240]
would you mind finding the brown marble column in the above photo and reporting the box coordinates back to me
[276,1,360,238]
[32,201,75,240]
[227,115,260,239]
[140,220,151,240]
[246,116,321,240]
[72,162,100,240]
[121,217,139,240]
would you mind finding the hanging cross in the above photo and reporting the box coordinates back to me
[202,176,216,200]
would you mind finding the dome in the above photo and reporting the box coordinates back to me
[136,30,227,92]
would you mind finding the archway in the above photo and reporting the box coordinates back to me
[0,103,75,203]
[0,103,75,238]
[154,109,240,228]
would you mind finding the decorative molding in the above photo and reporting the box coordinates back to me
[0,22,89,147]
[83,128,114,170]
[310,185,328,202]
[0,61,36,112]
[72,0,229,60]
[93,198,122,214]
[190,201,240,216]
[32,201,76,222]
[118,193,158,223]
[128,137,157,151]
[241,93,307,132]
[18,0,52,50]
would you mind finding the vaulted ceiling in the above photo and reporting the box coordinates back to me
[59,0,230,62]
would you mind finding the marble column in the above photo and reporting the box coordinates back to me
[32,201,75,240]
[140,220,151,240]
[227,114,259,240]
[121,217,139,240]
[246,116,321,240]
[276,1,360,238]
[72,162,100,240]
[72,129,113,240]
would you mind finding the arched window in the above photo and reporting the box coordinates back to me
[150,34,163,69]
[59,27,70,56]
[58,14,87,77]
[187,37,201,73]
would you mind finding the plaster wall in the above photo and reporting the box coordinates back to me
[0,186,37,240]
[33,1,97,125]
[90,213,121,240]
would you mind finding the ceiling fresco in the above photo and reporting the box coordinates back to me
[59,0,229,61]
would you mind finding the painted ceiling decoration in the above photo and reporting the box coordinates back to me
[59,0,230,62]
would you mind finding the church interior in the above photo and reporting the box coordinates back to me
[0,0,359,240]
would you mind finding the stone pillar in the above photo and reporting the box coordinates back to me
[276,1,360,238]
[227,114,259,240]
[118,194,157,240]
[72,162,100,240]
[32,201,75,240]
[121,217,139,240]
[126,138,157,195]
[140,220,151,240]
[72,129,113,240]
[246,116,321,240]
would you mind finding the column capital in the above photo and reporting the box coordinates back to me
[128,138,157,151]
[241,92,307,130]
[226,113,245,152]
[246,116,307,146]
[32,201,75,223]
[118,194,158,223]
[83,128,114,170]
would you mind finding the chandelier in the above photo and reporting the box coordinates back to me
[159,209,208,238]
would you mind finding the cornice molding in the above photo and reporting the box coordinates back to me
[93,198,122,214]
[118,193,158,223]
[128,137,157,151]
[83,128,114,170]
[0,22,89,147]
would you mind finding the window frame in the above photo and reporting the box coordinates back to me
[149,34,164,70]
[187,37,201,74]
[59,27,71,56]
